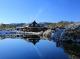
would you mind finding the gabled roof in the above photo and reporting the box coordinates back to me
[29,21,40,27]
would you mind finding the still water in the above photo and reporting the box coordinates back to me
[0,35,80,59]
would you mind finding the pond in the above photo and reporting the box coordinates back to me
[0,34,80,59]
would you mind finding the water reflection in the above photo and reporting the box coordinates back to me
[62,43,80,59]
[0,35,17,39]
[22,35,40,45]
[0,35,41,45]
[0,34,80,59]
[55,40,80,59]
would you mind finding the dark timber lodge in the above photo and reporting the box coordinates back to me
[16,21,48,32]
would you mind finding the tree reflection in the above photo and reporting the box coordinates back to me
[56,40,63,47]
[0,35,17,39]
[63,43,80,59]
[55,40,80,59]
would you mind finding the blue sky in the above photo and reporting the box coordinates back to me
[0,0,80,23]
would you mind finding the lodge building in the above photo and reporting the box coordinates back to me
[16,21,48,32]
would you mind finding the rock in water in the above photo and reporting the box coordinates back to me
[43,29,52,38]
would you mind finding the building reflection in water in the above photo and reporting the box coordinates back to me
[0,34,41,45]
[0,34,51,45]
[21,35,40,45]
